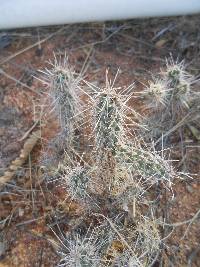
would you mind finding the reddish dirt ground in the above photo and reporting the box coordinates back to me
[0,15,200,266]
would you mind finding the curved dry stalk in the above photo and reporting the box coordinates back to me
[0,130,40,189]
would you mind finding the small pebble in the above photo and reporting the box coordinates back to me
[186,185,194,193]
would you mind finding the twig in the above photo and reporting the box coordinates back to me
[182,208,200,239]
[16,215,44,227]
[38,247,44,267]
[119,33,155,49]
[155,113,191,145]
[0,68,42,96]
[80,45,94,76]
[0,25,71,65]
[19,120,39,141]
[159,207,200,235]
[71,25,124,51]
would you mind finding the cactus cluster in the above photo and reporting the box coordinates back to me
[40,57,192,267]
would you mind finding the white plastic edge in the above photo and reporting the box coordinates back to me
[0,0,200,29]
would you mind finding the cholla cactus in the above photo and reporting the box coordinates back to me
[142,79,170,110]
[165,59,191,85]
[93,78,129,155]
[114,250,144,267]
[58,233,102,267]
[57,223,115,267]
[87,71,142,153]
[40,55,84,169]
[163,58,195,111]
[114,216,161,266]
[43,54,82,133]
[95,91,121,153]
[86,72,142,193]
[112,141,177,199]
[110,142,176,218]
[60,166,91,202]
[108,161,145,215]
[140,58,198,141]
[115,142,176,190]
